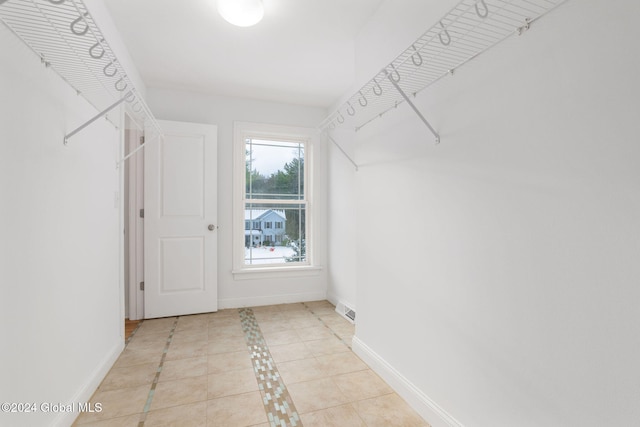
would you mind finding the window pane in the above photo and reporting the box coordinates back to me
[244,202,306,265]
[246,139,304,200]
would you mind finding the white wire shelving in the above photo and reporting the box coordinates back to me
[0,0,162,166]
[320,0,568,141]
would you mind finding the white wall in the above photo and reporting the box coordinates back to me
[0,23,123,427]
[147,88,328,308]
[344,0,640,426]
[326,129,358,308]
[326,0,458,312]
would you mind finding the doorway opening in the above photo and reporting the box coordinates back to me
[124,114,145,323]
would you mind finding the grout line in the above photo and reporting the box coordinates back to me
[125,320,143,347]
[302,303,352,350]
[239,308,303,427]
[136,317,179,427]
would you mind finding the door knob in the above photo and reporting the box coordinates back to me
[208,224,216,231]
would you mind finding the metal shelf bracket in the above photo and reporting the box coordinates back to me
[328,135,358,171]
[63,91,132,145]
[384,69,440,144]
[115,133,160,169]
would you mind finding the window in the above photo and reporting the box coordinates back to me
[233,122,319,275]
[245,138,305,264]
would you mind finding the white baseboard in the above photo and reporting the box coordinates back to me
[219,291,327,309]
[53,341,124,427]
[352,336,464,427]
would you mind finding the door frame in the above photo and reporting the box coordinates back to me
[125,115,145,320]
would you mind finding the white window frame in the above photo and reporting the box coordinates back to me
[232,121,322,279]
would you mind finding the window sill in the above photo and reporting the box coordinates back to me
[232,265,323,281]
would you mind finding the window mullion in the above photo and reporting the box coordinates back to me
[245,198,307,206]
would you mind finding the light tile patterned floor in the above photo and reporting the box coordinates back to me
[73,301,429,427]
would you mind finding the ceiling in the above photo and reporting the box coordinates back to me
[104,0,384,108]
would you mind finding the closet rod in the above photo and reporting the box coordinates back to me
[63,90,131,145]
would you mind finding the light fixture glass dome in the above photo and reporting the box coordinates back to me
[217,0,264,27]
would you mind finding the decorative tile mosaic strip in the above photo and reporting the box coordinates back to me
[137,317,179,427]
[239,308,302,427]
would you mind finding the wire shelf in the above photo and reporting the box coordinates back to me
[0,0,162,149]
[319,0,567,133]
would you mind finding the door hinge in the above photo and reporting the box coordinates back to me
[140,135,145,144]
[139,281,144,291]
[139,208,144,218]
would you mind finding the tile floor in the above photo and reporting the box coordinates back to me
[73,300,429,427]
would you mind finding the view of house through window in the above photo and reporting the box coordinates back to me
[245,138,306,265]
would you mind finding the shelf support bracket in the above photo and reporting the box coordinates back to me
[384,69,440,144]
[116,134,161,169]
[328,135,358,171]
[64,91,132,145]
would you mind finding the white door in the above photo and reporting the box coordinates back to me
[144,120,218,318]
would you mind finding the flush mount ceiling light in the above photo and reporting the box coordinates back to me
[217,0,264,27]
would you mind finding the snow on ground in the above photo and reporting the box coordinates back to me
[245,246,295,264]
